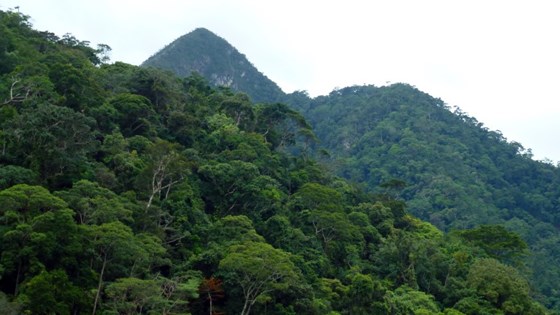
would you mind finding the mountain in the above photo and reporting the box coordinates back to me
[291,83,560,309]
[145,28,560,311]
[142,28,286,103]
[0,10,555,314]
[292,84,560,227]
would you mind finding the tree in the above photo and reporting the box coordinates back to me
[19,269,84,315]
[375,228,447,292]
[198,160,262,215]
[1,70,59,106]
[137,139,190,210]
[210,215,264,245]
[456,225,528,265]
[199,277,225,315]
[254,102,316,150]
[345,273,388,314]
[384,285,440,315]
[219,241,302,315]
[98,131,146,191]
[108,93,160,137]
[219,93,254,129]
[0,184,79,295]
[95,43,112,64]
[87,221,163,315]
[0,165,36,189]
[45,48,104,109]
[465,258,545,315]
[104,277,160,315]
[2,104,97,188]
[158,275,201,315]
[289,182,343,213]
[104,276,199,315]
[130,67,184,111]
[55,179,133,225]
[289,183,362,261]
[305,209,361,258]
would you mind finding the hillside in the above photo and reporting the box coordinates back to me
[143,26,560,311]
[0,9,555,314]
[142,27,286,103]
[290,84,560,309]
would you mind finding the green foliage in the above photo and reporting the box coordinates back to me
[385,286,440,315]
[0,291,21,315]
[55,180,133,225]
[0,165,37,189]
[106,93,160,137]
[465,258,545,315]
[0,10,551,315]
[103,276,199,315]
[345,273,388,313]
[142,28,286,103]
[0,184,67,218]
[2,104,98,188]
[456,225,528,265]
[0,184,87,307]
[254,102,316,150]
[290,83,560,310]
[219,241,302,315]
[19,269,84,315]
[103,277,161,314]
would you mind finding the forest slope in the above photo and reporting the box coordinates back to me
[289,84,560,310]
[0,10,552,315]
[144,27,560,311]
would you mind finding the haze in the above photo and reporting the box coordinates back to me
[3,0,559,162]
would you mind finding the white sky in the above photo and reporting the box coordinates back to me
[3,0,560,162]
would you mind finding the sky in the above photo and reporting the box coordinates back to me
[3,0,560,162]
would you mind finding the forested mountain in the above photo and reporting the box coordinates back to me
[141,25,560,312]
[289,84,560,310]
[0,9,554,315]
[142,27,286,104]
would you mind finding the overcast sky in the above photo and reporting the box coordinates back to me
[3,0,559,162]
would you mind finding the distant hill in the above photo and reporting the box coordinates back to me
[293,84,560,228]
[142,28,285,103]
[290,83,560,310]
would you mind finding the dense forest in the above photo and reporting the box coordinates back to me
[0,9,554,314]
[143,24,560,312]
[287,84,560,311]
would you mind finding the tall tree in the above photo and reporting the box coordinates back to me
[88,221,162,315]
[219,241,301,315]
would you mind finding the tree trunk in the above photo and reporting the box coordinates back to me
[146,190,156,210]
[241,292,258,315]
[92,253,107,315]
[208,291,213,315]
[14,260,22,295]
[241,297,251,315]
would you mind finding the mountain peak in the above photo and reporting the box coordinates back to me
[142,28,285,103]
[190,27,216,35]
[177,27,225,43]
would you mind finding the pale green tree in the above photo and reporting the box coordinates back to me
[219,241,302,315]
